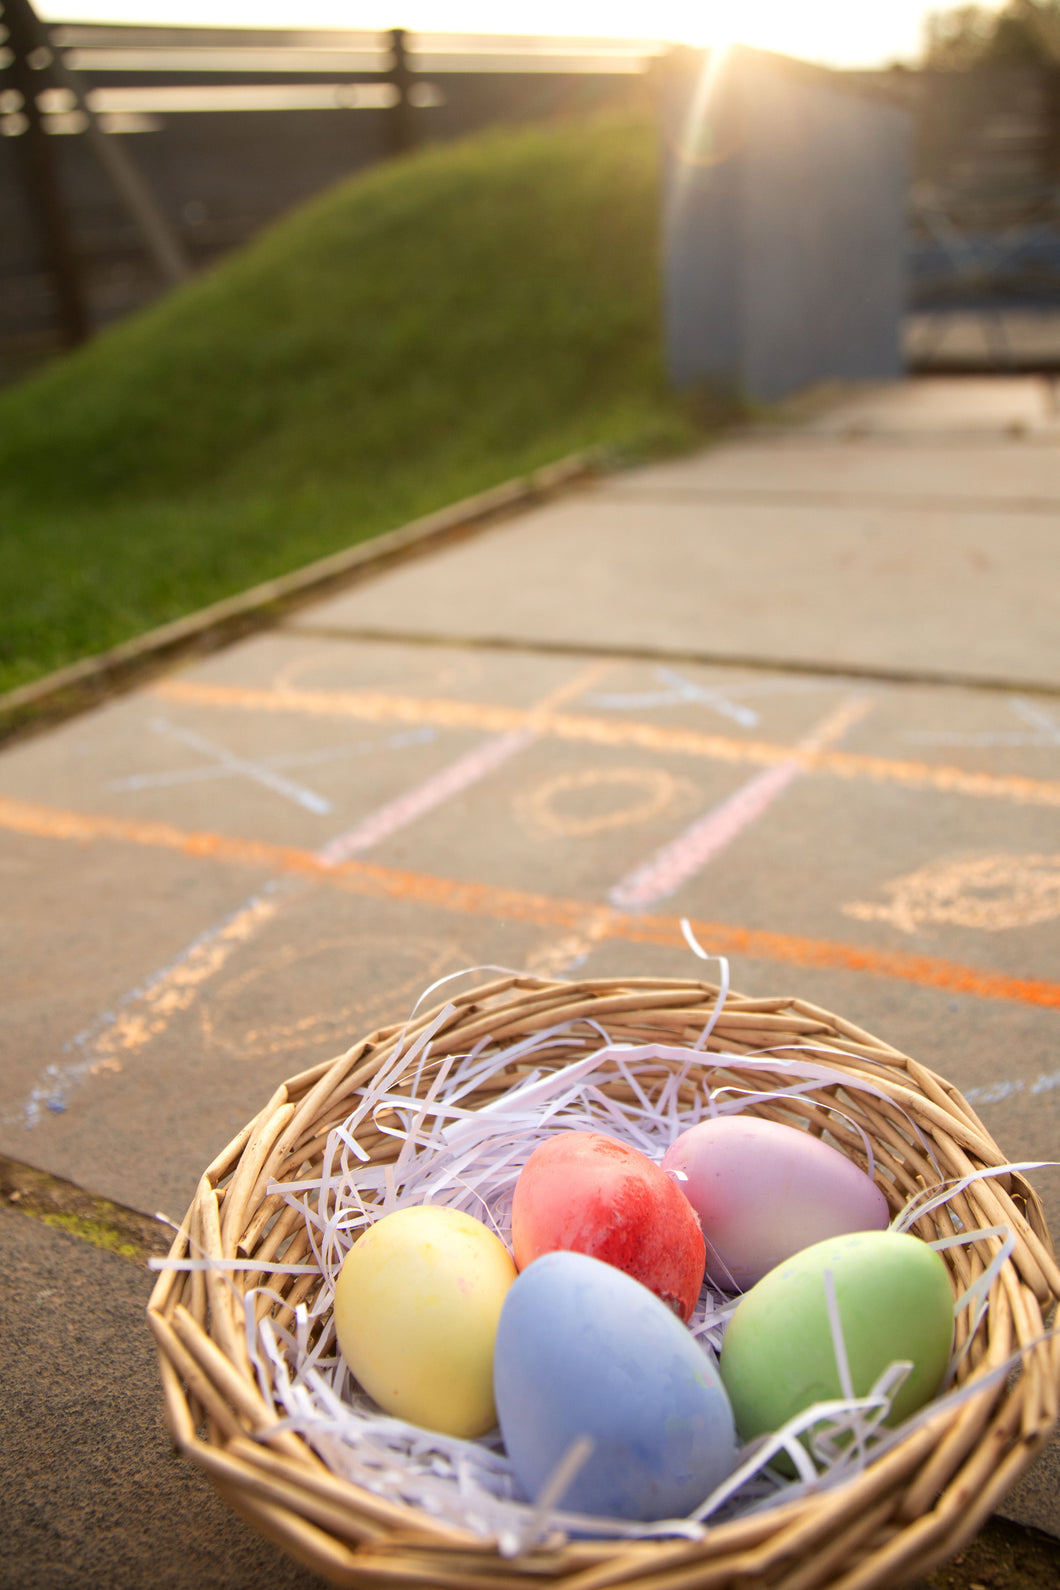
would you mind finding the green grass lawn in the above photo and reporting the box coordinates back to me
[0,109,720,697]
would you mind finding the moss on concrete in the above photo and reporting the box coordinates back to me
[0,1153,172,1266]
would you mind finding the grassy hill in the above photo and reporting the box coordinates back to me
[0,110,714,697]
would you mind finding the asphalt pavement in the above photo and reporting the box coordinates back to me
[2,374,1059,1590]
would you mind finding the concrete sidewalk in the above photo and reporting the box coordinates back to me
[3,374,1059,1589]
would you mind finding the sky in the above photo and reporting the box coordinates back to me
[37,1,1000,71]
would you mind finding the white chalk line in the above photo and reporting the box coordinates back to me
[963,1068,1060,1107]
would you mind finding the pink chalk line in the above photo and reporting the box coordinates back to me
[608,695,875,912]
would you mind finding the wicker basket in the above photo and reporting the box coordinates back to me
[147,974,1060,1590]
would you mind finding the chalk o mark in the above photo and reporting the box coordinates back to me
[845,853,1060,935]
[515,767,697,840]
[199,932,472,1060]
[273,644,479,697]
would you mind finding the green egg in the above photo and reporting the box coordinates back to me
[719,1230,955,1454]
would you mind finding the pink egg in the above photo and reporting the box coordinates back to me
[661,1114,891,1290]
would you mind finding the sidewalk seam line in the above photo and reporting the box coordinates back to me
[275,626,1060,700]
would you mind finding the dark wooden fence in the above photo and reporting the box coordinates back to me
[0,19,659,382]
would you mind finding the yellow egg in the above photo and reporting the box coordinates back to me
[332,1203,516,1438]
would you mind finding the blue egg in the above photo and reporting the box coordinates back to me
[493,1250,735,1522]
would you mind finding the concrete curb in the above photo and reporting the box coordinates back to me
[0,450,598,745]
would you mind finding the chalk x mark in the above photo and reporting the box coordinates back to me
[114,716,334,815]
[586,666,820,729]
[107,726,436,795]
[907,698,1060,750]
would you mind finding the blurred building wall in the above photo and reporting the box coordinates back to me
[660,47,912,402]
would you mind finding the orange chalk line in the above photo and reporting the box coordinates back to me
[90,892,282,1063]
[3,792,1058,1011]
[154,680,1060,808]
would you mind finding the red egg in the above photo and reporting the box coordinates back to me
[511,1132,706,1322]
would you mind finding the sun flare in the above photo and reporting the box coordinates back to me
[39,0,949,72]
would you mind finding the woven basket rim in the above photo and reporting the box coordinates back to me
[147,972,1060,1590]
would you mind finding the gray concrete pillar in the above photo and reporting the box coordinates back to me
[659,46,912,403]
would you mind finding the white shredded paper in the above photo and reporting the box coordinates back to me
[152,953,1059,1554]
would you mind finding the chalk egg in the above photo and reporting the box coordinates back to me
[332,1203,516,1438]
[719,1230,955,1450]
[511,1132,706,1321]
[662,1114,891,1290]
[494,1250,736,1521]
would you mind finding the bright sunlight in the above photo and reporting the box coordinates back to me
[39,0,989,70]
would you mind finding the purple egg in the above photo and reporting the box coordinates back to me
[662,1114,891,1290]
[493,1251,735,1522]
